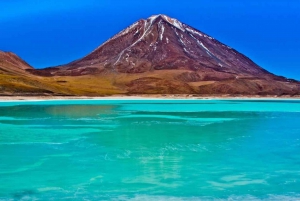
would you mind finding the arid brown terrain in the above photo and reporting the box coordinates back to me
[1,15,299,96]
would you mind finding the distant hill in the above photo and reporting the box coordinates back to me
[0,51,33,74]
[0,51,51,95]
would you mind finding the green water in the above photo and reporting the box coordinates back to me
[0,99,300,200]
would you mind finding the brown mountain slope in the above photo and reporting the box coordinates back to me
[0,51,33,75]
[0,51,48,95]
[0,51,123,96]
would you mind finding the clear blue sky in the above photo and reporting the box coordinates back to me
[1,0,299,80]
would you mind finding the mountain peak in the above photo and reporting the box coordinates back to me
[63,14,260,75]
[147,14,170,20]
[148,14,167,18]
[146,14,185,31]
[57,15,279,79]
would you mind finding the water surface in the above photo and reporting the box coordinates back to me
[0,99,300,200]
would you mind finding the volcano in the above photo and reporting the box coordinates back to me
[45,14,281,78]
[3,14,300,96]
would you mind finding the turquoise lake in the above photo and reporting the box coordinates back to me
[0,99,300,200]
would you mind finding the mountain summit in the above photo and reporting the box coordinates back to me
[9,15,300,95]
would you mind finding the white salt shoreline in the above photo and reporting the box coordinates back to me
[0,95,299,102]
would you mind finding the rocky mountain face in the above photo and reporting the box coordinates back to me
[1,15,300,96]
[0,51,33,75]
[41,15,278,78]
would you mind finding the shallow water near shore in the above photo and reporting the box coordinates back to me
[0,99,300,200]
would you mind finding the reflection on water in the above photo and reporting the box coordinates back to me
[0,100,300,200]
[45,105,116,117]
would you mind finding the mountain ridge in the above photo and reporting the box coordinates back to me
[0,51,33,74]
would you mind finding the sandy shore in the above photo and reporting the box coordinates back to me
[0,94,299,101]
